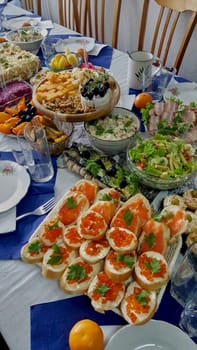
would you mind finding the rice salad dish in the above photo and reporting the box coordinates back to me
[85,111,138,141]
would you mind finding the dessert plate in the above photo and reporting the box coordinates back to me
[55,36,95,53]
[0,160,30,213]
[105,320,197,350]
[164,82,197,105]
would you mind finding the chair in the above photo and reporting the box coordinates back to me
[71,0,122,48]
[21,0,41,16]
[57,0,80,32]
[137,0,197,73]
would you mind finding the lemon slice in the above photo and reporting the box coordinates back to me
[67,53,78,66]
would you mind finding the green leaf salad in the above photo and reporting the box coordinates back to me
[128,134,197,179]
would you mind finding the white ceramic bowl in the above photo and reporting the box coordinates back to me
[84,107,140,155]
[6,26,48,54]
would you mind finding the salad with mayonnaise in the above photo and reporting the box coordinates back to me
[128,134,197,179]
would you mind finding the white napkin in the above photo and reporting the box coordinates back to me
[0,206,16,234]
[116,94,136,110]
[89,43,107,56]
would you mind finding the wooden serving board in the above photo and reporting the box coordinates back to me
[32,78,120,123]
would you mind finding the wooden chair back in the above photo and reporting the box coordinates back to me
[74,0,122,48]
[138,0,197,72]
[58,0,80,32]
[21,0,41,16]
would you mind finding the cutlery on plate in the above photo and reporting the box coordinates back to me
[16,197,56,220]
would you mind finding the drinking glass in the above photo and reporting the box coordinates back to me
[0,0,8,33]
[24,122,54,183]
[170,242,197,307]
[179,296,197,340]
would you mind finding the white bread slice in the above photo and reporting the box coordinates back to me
[163,194,186,209]
[60,257,103,294]
[134,251,169,291]
[160,205,188,243]
[70,179,99,204]
[79,238,110,264]
[110,206,141,237]
[63,225,84,249]
[87,271,125,313]
[90,200,116,225]
[122,193,152,227]
[42,242,78,279]
[138,218,170,255]
[104,250,136,283]
[38,217,65,246]
[21,239,47,264]
[58,190,89,226]
[95,187,121,210]
[120,281,157,325]
[106,227,137,254]
[185,210,197,234]
[77,209,108,240]
[183,189,197,210]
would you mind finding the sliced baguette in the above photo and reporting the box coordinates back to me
[38,217,65,246]
[77,209,108,240]
[95,187,121,210]
[104,249,136,283]
[138,218,170,255]
[106,226,138,254]
[21,238,48,264]
[90,200,116,225]
[70,179,99,204]
[42,242,78,279]
[134,251,169,291]
[58,190,89,226]
[60,257,103,294]
[160,205,188,243]
[63,225,84,249]
[120,281,157,325]
[87,271,125,313]
[79,238,110,264]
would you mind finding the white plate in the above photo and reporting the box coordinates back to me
[105,320,196,350]
[4,16,41,30]
[164,82,197,105]
[55,36,95,53]
[0,161,30,213]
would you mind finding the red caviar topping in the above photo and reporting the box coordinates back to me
[125,287,151,321]
[92,272,124,303]
[85,238,109,256]
[64,226,83,244]
[110,228,136,247]
[138,255,167,281]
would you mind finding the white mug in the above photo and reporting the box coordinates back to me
[127,50,162,90]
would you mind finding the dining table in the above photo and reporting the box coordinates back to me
[0,3,197,350]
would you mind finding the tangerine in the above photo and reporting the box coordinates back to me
[68,319,104,350]
[134,93,152,109]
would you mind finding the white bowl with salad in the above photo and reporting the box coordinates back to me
[84,107,140,155]
[6,26,48,54]
[127,134,197,190]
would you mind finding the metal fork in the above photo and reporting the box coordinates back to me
[16,197,56,221]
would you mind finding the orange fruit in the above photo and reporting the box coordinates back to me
[69,319,104,350]
[134,93,152,109]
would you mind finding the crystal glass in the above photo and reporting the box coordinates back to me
[0,0,8,33]
[179,296,197,340]
[170,242,197,307]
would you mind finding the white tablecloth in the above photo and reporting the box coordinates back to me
[0,4,129,350]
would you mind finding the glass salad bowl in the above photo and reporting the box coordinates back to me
[127,134,197,190]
